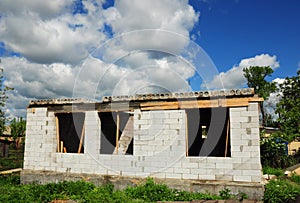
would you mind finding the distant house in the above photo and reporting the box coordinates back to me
[0,126,12,157]
[261,126,300,155]
[22,88,264,199]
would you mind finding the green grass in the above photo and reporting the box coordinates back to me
[0,176,249,203]
[0,145,24,171]
[1,173,300,202]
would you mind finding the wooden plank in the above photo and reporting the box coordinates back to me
[55,116,60,152]
[180,100,219,108]
[141,105,179,111]
[0,137,14,142]
[140,101,179,107]
[185,111,189,157]
[141,97,263,111]
[0,168,22,175]
[116,113,120,155]
[99,107,133,112]
[60,141,63,153]
[225,118,230,157]
[77,121,85,153]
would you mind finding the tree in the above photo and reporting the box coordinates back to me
[0,60,13,135]
[276,70,300,142]
[243,66,276,125]
[10,117,26,149]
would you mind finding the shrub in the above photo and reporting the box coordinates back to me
[260,134,296,168]
[290,174,300,185]
[263,179,300,203]
[262,166,284,177]
[125,178,174,202]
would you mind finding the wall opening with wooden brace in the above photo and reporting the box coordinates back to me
[55,112,85,153]
[99,112,134,155]
[186,108,230,157]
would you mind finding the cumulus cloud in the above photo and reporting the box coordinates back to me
[0,1,106,65]
[0,0,201,118]
[2,57,77,98]
[0,0,73,19]
[106,0,199,35]
[100,0,199,65]
[206,54,280,89]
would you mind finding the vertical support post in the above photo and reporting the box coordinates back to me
[116,112,120,155]
[185,111,189,157]
[225,117,230,157]
[78,121,85,153]
[55,116,60,152]
[60,141,63,153]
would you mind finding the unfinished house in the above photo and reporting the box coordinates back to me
[22,88,264,199]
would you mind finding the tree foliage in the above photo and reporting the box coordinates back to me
[0,66,13,135]
[10,117,26,139]
[243,66,276,125]
[276,70,300,142]
[260,131,297,168]
[10,117,26,149]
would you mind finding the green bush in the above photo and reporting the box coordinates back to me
[263,179,300,203]
[290,174,300,185]
[125,178,174,202]
[125,178,223,202]
[260,134,297,168]
[262,166,284,177]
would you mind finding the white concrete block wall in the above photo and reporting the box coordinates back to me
[85,111,101,156]
[230,102,261,183]
[24,102,262,184]
[24,107,54,171]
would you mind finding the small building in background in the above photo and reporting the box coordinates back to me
[21,88,264,199]
[261,126,300,155]
[0,126,12,157]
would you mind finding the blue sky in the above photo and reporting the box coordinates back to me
[0,0,299,118]
[189,0,300,79]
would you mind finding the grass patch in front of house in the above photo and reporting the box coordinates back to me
[0,176,250,203]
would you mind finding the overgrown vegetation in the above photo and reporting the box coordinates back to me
[260,132,299,169]
[0,174,300,203]
[0,176,250,202]
[263,178,300,203]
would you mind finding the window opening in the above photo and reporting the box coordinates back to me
[99,112,133,155]
[186,108,230,157]
[55,112,85,153]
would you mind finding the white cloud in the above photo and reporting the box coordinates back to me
[206,54,280,89]
[264,77,286,119]
[273,78,285,85]
[107,0,199,35]
[264,92,281,119]
[0,0,201,118]
[0,1,107,65]
[239,54,279,69]
[2,57,77,98]
[100,0,199,64]
[0,0,73,19]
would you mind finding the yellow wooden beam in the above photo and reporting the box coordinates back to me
[140,97,263,111]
